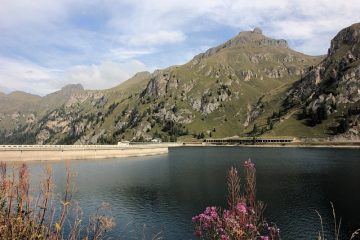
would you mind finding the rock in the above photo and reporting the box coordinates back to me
[243,70,254,81]
[193,28,289,60]
[36,129,50,144]
[253,27,262,34]
[329,23,360,56]
[61,84,84,92]
[201,102,220,114]
[141,70,170,98]
[116,121,126,130]
[26,113,36,124]
[266,67,286,79]
[243,102,264,127]
[189,97,202,112]
[11,112,20,120]
[249,56,259,63]
[91,95,107,108]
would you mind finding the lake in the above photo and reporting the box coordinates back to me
[25,146,360,239]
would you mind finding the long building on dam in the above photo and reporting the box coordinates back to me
[205,137,295,145]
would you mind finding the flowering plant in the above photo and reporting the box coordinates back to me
[192,159,280,240]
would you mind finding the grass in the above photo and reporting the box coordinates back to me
[351,229,360,240]
[0,162,165,240]
[192,160,280,240]
[316,202,360,240]
[0,162,114,240]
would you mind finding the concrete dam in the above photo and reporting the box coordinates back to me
[0,143,181,161]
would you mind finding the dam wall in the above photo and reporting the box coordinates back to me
[0,144,177,161]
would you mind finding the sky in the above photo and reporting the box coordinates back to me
[0,0,359,96]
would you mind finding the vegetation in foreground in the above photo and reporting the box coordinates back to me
[192,160,280,240]
[0,162,114,240]
[1,160,359,239]
[192,160,360,240]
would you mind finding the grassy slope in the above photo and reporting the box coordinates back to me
[170,45,322,138]
[1,30,335,143]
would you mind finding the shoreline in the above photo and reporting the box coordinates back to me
[0,142,359,162]
[180,142,360,148]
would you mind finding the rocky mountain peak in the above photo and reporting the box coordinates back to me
[252,27,263,34]
[194,28,288,60]
[234,30,288,48]
[61,83,84,92]
[329,23,360,57]
[133,71,151,78]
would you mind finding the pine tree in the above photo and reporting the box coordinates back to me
[337,117,350,133]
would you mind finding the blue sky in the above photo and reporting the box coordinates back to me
[0,0,359,95]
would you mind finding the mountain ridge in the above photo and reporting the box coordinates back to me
[0,24,359,144]
[194,28,289,60]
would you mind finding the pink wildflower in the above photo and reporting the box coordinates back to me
[244,159,255,169]
[236,202,247,214]
[246,223,254,229]
[220,234,229,240]
[192,160,280,239]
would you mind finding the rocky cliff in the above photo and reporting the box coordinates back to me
[276,23,360,138]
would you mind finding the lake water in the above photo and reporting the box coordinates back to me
[25,147,360,239]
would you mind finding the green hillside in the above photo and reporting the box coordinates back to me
[0,24,359,144]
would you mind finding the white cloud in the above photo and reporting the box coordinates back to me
[103,0,360,55]
[64,60,150,90]
[0,57,151,95]
[0,57,61,95]
[0,0,360,95]
[196,0,360,54]
[118,31,186,47]
[108,48,155,60]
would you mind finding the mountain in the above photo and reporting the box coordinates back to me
[1,24,359,144]
[268,23,360,138]
[0,91,41,114]
[0,85,84,131]
[38,84,85,113]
